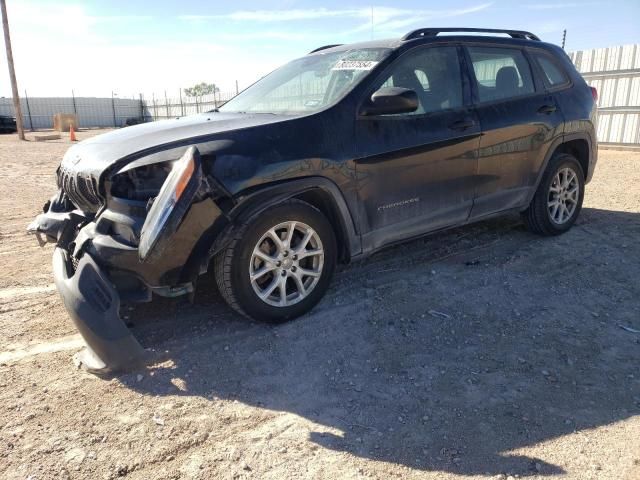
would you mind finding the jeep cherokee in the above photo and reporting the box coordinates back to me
[28,28,598,373]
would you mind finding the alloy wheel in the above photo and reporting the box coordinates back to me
[249,221,324,307]
[547,166,579,225]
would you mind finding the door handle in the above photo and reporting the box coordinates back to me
[537,104,557,114]
[448,119,476,131]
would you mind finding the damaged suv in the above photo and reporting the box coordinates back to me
[28,28,597,373]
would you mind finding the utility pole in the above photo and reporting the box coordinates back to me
[1,0,25,140]
[562,29,566,50]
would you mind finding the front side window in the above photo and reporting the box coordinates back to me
[219,48,391,114]
[468,47,535,102]
[372,46,463,115]
[534,54,569,87]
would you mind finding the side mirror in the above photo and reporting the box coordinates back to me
[361,87,419,116]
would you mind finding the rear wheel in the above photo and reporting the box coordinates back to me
[214,200,337,323]
[522,153,585,235]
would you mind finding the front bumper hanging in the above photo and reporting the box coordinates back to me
[52,247,148,375]
[28,194,148,374]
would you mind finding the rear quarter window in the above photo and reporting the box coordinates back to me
[467,46,535,103]
[534,54,570,87]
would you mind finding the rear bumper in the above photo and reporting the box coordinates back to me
[52,247,148,374]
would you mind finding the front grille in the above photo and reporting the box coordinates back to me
[57,167,101,212]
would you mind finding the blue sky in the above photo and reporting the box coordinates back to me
[0,0,638,98]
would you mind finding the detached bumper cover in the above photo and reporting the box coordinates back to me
[52,247,148,374]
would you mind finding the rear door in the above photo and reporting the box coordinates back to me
[464,45,564,218]
[355,45,480,250]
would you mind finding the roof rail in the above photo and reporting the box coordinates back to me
[308,44,343,54]
[402,28,540,41]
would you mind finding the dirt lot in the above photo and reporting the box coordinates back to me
[0,129,639,480]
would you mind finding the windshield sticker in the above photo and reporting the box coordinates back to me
[332,60,378,71]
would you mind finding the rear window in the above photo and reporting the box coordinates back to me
[534,54,570,87]
[467,47,535,102]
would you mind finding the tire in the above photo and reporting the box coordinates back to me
[522,153,585,236]
[214,199,337,323]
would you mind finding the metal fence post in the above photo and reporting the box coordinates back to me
[164,90,170,118]
[152,93,157,121]
[24,89,34,131]
[195,95,199,113]
[179,88,184,116]
[111,91,117,127]
[71,89,77,116]
[235,80,239,95]
[139,93,144,121]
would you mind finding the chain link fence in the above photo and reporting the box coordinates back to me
[144,91,237,121]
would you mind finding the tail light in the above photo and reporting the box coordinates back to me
[590,86,598,104]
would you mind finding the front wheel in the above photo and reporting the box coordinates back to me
[214,199,337,323]
[522,153,585,236]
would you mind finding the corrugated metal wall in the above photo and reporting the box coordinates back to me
[569,44,640,146]
[0,97,144,129]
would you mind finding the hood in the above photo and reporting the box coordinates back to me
[60,112,296,177]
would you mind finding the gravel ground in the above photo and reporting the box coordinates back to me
[0,129,639,480]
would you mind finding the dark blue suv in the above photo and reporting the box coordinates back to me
[29,28,598,373]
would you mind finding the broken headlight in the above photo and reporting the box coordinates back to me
[138,146,202,261]
[110,161,174,201]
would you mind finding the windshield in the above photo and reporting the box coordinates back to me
[219,48,391,114]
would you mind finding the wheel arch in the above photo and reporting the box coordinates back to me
[554,138,590,182]
[211,177,361,264]
[524,133,593,208]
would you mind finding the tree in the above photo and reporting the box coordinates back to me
[183,82,219,98]
[183,82,220,109]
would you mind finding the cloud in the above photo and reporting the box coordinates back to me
[0,1,495,98]
[524,2,600,9]
[0,1,244,97]
[180,8,360,23]
[349,4,494,35]
[180,4,494,32]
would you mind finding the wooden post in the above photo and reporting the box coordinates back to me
[164,90,169,118]
[1,0,25,140]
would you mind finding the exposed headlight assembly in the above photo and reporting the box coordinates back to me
[138,146,202,262]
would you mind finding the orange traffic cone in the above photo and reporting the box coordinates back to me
[69,125,77,142]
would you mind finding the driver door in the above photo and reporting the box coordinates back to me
[354,45,480,250]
